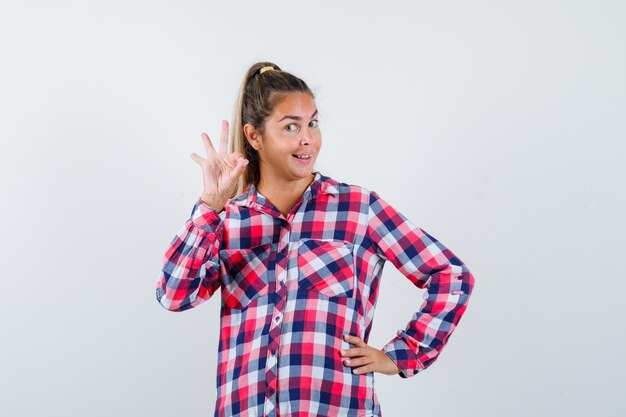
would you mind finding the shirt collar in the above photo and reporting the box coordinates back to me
[230,171,339,212]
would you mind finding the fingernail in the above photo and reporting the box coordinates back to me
[340,350,346,356]
[344,359,350,364]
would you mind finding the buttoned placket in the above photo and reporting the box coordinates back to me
[263,213,293,417]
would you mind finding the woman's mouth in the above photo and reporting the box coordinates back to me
[292,153,312,165]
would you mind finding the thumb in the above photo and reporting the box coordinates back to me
[231,157,249,179]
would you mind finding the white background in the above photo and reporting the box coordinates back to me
[1,1,624,416]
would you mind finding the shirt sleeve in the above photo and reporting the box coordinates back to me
[366,190,475,378]
[156,198,224,312]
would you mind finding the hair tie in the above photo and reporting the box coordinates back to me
[259,66,274,74]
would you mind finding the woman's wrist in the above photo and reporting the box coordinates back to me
[200,194,226,212]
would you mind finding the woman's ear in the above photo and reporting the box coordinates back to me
[243,123,261,151]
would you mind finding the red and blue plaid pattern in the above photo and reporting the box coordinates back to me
[157,172,475,417]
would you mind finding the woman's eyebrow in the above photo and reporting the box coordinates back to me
[278,110,318,123]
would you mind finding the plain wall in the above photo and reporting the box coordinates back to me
[1,1,624,416]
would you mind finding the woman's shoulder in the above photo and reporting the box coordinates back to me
[317,174,392,213]
[316,172,374,197]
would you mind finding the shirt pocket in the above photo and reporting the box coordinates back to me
[219,244,272,310]
[297,239,355,299]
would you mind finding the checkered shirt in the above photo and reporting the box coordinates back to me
[156,172,475,417]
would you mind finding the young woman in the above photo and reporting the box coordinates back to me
[156,62,475,417]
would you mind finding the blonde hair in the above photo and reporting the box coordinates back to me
[229,61,314,196]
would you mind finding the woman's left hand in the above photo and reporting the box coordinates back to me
[340,334,401,376]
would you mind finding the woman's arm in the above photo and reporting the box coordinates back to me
[156,199,224,312]
[156,121,248,312]
[367,190,475,378]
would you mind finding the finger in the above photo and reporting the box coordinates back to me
[218,120,229,154]
[343,334,367,348]
[190,152,205,165]
[340,347,367,358]
[343,355,373,368]
[352,365,374,375]
[201,132,216,157]
[226,154,242,169]
[229,157,249,180]
[221,154,235,170]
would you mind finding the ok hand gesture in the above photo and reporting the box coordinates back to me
[190,120,249,211]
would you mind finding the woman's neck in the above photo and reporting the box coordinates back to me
[256,172,316,217]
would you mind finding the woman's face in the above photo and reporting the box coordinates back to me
[252,91,322,183]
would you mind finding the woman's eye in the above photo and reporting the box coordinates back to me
[309,120,319,128]
[285,123,298,132]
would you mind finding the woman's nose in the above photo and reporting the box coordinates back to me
[300,126,318,145]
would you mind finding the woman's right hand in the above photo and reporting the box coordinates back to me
[191,120,249,211]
